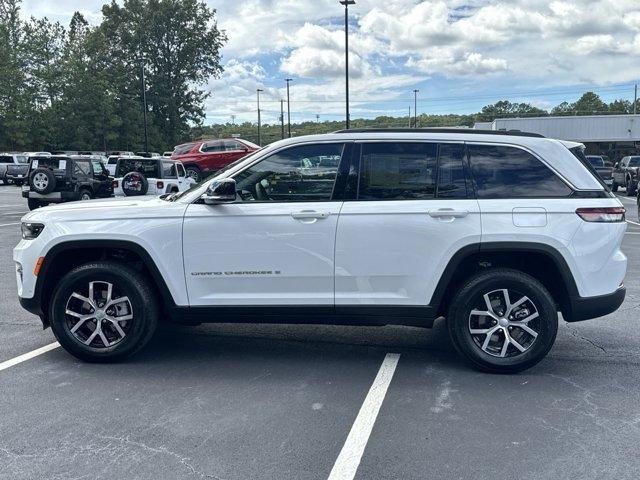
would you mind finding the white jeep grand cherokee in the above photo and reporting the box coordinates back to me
[14,129,627,373]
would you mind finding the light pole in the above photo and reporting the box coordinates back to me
[339,0,355,129]
[257,88,263,146]
[413,89,419,128]
[285,78,293,137]
[280,100,285,139]
[138,57,149,152]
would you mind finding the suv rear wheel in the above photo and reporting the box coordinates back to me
[447,268,558,373]
[79,188,93,201]
[49,262,158,362]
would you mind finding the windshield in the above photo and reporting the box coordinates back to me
[173,143,195,155]
[115,158,160,177]
[587,156,605,168]
[629,157,640,167]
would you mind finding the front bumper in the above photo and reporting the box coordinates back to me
[565,285,626,322]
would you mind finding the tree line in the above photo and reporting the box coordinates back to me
[0,0,226,152]
[197,92,640,147]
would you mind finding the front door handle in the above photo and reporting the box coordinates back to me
[428,208,469,218]
[291,210,329,220]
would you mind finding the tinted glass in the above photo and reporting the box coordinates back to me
[173,144,194,155]
[74,160,91,176]
[437,143,467,198]
[629,157,640,167]
[176,163,186,177]
[234,143,343,202]
[31,158,64,170]
[201,141,224,153]
[0,156,12,163]
[469,145,572,198]
[116,159,160,178]
[586,156,605,167]
[162,161,177,178]
[224,140,242,151]
[358,143,437,200]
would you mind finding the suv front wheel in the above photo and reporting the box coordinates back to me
[49,262,158,362]
[447,268,558,373]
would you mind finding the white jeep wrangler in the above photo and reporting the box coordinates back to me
[14,129,627,373]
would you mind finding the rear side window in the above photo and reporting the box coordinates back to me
[468,145,572,198]
[0,155,12,163]
[31,158,65,170]
[74,160,91,176]
[358,143,438,200]
[173,143,195,155]
[437,143,467,198]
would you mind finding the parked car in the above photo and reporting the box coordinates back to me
[105,154,134,175]
[107,150,135,157]
[24,151,52,157]
[171,138,260,182]
[0,153,29,185]
[22,155,113,210]
[14,129,626,373]
[585,155,614,187]
[135,152,161,158]
[162,151,173,157]
[112,157,194,197]
[612,155,640,195]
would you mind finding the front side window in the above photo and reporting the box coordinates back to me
[176,163,186,177]
[233,143,343,202]
[358,143,438,200]
[628,157,640,167]
[162,161,177,178]
[174,143,195,155]
[224,140,243,151]
[91,159,106,175]
[469,145,572,198]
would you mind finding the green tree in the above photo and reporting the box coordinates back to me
[477,100,548,122]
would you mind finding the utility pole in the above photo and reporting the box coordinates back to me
[340,0,355,129]
[408,106,411,128]
[285,78,293,137]
[280,100,285,139]
[316,114,320,123]
[634,84,638,115]
[413,89,419,128]
[231,114,236,125]
[138,58,149,152]
[257,88,263,146]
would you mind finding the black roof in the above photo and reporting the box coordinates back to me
[332,128,545,138]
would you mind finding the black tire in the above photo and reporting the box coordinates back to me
[79,188,93,201]
[30,168,56,194]
[185,165,201,183]
[626,178,637,196]
[122,172,149,196]
[27,199,45,210]
[447,268,558,374]
[49,262,158,362]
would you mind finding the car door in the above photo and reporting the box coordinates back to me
[175,163,190,191]
[90,159,110,197]
[182,142,349,306]
[334,141,481,310]
[613,157,627,184]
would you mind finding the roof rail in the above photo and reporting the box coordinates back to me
[332,128,545,138]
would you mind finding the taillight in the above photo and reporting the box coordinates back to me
[157,181,164,189]
[112,180,118,188]
[576,207,625,222]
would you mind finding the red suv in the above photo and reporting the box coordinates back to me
[171,138,260,182]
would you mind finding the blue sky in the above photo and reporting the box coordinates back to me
[21,0,640,125]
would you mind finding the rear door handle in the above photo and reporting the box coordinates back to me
[428,208,469,218]
[291,210,329,220]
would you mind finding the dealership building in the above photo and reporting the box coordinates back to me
[474,114,640,161]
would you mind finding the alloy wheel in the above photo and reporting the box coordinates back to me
[64,281,133,348]
[468,288,540,358]
[33,172,49,190]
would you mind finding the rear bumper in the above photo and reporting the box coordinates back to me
[565,285,626,322]
[22,191,79,202]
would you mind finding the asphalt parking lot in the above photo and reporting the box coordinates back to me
[1,185,640,480]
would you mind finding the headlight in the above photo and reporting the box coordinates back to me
[21,222,45,240]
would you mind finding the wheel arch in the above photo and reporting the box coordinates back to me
[431,242,579,318]
[33,240,176,327]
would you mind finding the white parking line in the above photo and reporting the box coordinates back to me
[627,220,640,227]
[0,222,20,227]
[0,342,60,372]
[616,195,636,204]
[327,353,400,480]
[0,204,24,208]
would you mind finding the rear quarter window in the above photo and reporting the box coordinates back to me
[468,145,572,198]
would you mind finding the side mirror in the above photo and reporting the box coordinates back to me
[201,178,236,205]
